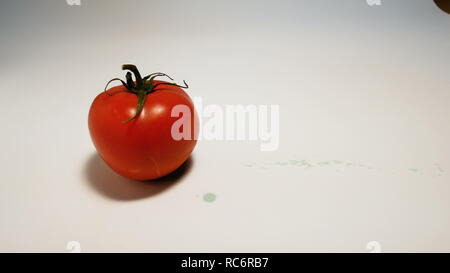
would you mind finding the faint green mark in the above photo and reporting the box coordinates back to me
[300,160,313,168]
[255,159,444,178]
[289,160,301,165]
[318,161,330,166]
[203,193,216,203]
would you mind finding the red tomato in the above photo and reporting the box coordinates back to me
[88,65,198,180]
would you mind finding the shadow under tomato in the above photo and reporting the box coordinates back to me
[84,153,194,201]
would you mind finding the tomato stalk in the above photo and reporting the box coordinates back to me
[103,64,189,122]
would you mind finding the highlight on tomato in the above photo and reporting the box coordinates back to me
[88,64,198,180]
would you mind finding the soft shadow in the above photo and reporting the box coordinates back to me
[84,153,194,201]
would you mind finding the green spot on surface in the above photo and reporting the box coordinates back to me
[318,161,330,166]
[410,168,418,172]
[333,160,342,164]
[289,160,301,165]
[203,193,216,203]
[275,162,288,166]
[295,160,312,167]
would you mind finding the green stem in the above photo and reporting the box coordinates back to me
[104,78,128,96]
[122,64,143,89]
[103,64,188,123]
[125,72,135,90]
[123,91,147,123]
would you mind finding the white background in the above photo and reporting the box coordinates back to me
[0,0,449,252]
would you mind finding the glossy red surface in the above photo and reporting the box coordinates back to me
[88,81,198,180]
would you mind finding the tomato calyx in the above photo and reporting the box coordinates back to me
[103,64,189,123]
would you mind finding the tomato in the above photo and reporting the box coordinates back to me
[88,65,198,180]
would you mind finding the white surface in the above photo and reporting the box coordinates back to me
[0,0,449,252]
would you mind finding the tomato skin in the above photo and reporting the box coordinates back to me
[88,81,198,180]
